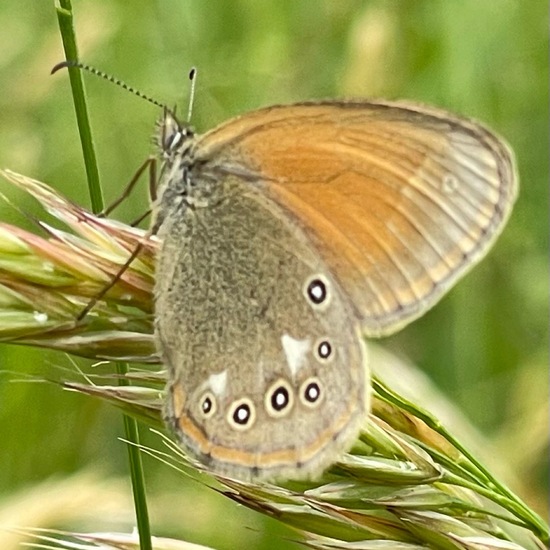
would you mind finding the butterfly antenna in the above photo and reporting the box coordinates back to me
[51,60,168,111]
[187,67,197,122]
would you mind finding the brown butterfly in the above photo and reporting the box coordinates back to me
[153,100,517,481]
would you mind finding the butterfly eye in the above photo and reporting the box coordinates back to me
[315,338,333,362]
[160,111,194,156]
[265,379,294,418]
[166,130,183,151]
[199,391,217,419]
[299,377,323,408]
[227,398,256,430]
[304,275,331,308]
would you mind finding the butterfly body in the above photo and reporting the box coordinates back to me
[154,100,516,481]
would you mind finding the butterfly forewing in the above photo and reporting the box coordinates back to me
[195,101,517,336]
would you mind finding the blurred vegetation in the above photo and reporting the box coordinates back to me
[0,2,547,549]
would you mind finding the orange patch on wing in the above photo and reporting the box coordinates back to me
[175,398,358,469]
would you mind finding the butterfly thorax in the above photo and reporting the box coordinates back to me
[153,111,221,230]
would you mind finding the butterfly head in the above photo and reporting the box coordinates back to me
[156,108,195,163]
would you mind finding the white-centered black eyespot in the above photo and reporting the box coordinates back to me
[199,391,216,419]
[303,275,331,309]
[315,338,333,362]
[299,377,323,408]
[227,398,256,431]
[264,379,294,418]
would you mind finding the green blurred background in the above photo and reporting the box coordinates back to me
[0,2,547,549]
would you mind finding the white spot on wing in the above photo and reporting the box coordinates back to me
[442,174,459,194]
[281,334,311,378]
[208,370,228,396]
